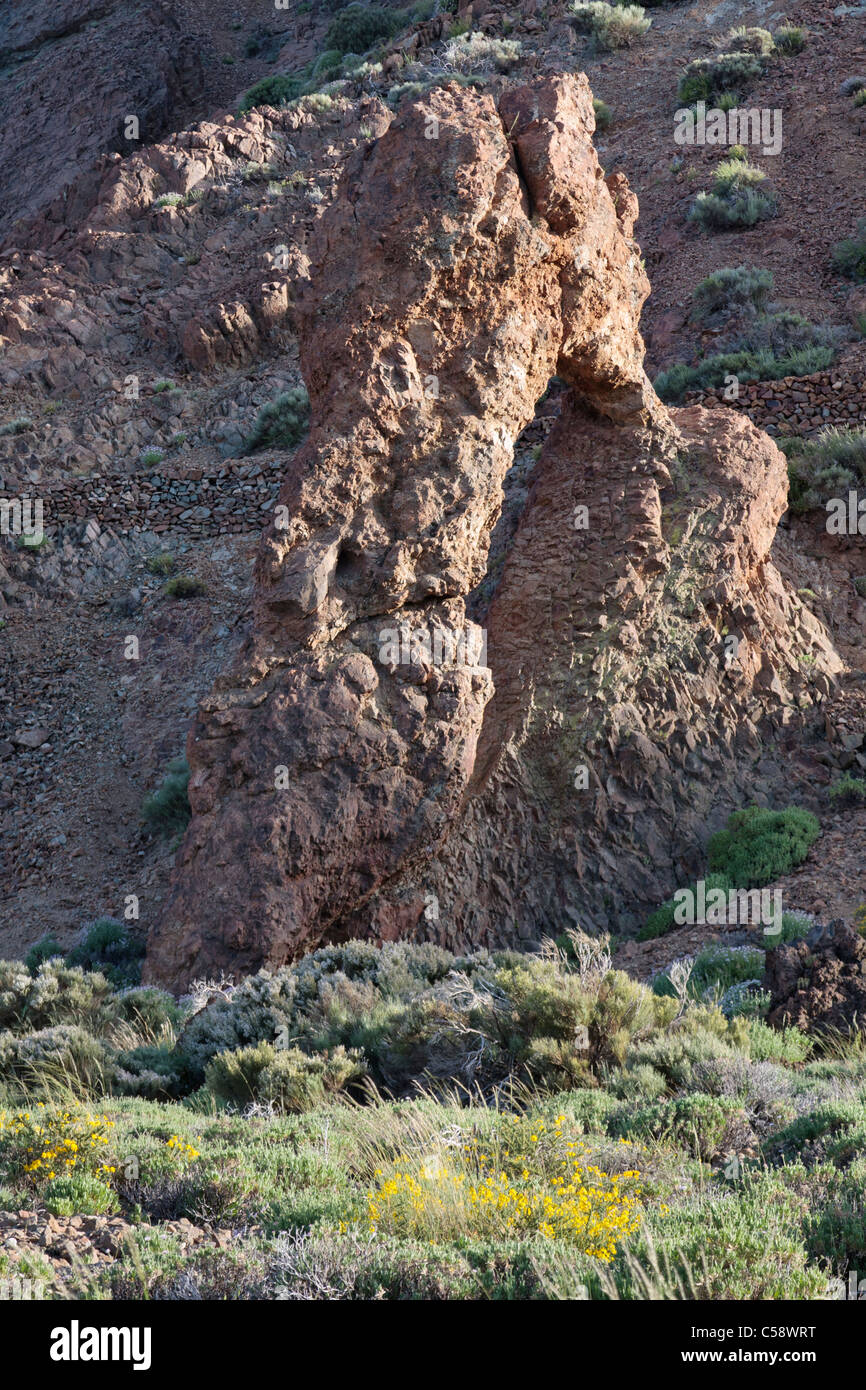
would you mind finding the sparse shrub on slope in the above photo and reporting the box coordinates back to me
[441,32,522,71]
[570,1,651,50]
[783,426,866,512]
[140,756,191,838]
[691,264,773,321]
[677,51,764,105]
[241,387,310,454]
[689,158,777,230]
[833,219,866,283]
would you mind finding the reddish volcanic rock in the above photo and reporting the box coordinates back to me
[765,920,866,1034]
[143,74,842,988]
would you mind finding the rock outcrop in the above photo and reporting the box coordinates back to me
[765,920,866,1033]
[143,74,842,988]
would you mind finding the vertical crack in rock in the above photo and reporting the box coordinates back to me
[143,74,841,988]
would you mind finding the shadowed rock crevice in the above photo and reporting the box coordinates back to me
[143,73,841,988]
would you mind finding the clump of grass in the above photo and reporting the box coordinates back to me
[828,773,866,805]
[726,26,775,57]
[689,158,777,230]
[163,575,207,600]
[241,387,310,454]
[783,426,866,512]
[141,756,192,837]
[141,449,164,467]
[145,551,175,576]
[441,32,522,69]
[832,219,866,283]
[570,1,651,50]
[773,25,805,55]
[593,97,612,132]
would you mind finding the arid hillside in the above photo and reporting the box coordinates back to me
[0,0,864,985]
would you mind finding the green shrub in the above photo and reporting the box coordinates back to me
[311,48,344,79]
[690,160,777,231]
[615,1092,750,1160]
[163,575,206,599]
[205,1041,279,1106]
[325,5,400,56]
[783,426,866,512]
[639,872,732,942]
[241,387,310,454]
[832,220,866,282]
[592,97,612,132]
[677,51,764,105]
[239,73,308,113]
[259,1045,368,1112]
[773,25,805,55]
[707,806,820,888]
[691,264,773,321]
[66,919,145,989]
[745,1019,811,1065]
[24,937,64,974]
[43,1171,119,1217]
[570,1,651,50]
[140,756,191,838]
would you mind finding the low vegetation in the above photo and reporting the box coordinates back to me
[140,756,192,838]
[1,922,862,1299]
[689,156,777,231]
[241,387,310,455]
[783,426,866,513]
[638,806,820,941]
[655,266,845,402]
[570,2,651,51]
[833,219,866,283]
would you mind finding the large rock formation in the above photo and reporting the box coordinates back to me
[143,74,842,988]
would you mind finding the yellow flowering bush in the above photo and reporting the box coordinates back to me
[0,1103,116,1185]
[165,1134,200,1163]
[366,1113,646,1260]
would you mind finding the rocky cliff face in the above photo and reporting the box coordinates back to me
[0,1,207,245]
[143,74,841,988]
